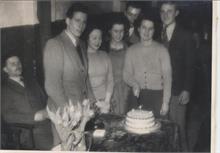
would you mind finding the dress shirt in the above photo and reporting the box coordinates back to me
[123,41,172,103]
[165,22,176,41]
[65,30,77,47]
[65,30,84,66]
[129,26,134,37]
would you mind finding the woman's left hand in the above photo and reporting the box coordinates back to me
[102,100,110,113]
[96,100,110,114]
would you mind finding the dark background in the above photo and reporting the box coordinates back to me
[1,1,212,85]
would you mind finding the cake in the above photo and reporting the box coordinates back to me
[124,109,161,134]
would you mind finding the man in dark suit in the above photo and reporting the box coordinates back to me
[123,2,142,45]
[43,3,96,146]
[1,54,52,150]
[159,1,195,151]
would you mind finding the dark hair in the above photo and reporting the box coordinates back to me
[137,14,155,28]
[126,1,142,11]
[108,14,127,31]
[160,1,178,10]
[82,24,102,42]
[2,52,20,67]
[66,3,88,19]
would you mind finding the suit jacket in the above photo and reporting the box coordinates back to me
[158,24,195,95]
[121,13,140,45]
[43,31,95,112]
[1,77,46,124]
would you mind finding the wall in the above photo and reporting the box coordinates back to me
[0,1,39,28]
[1,1,213,87]
[51,1,114,21]
[1,1,51,86]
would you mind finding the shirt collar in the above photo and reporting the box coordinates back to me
[9,76,24,87]
[65,30,78,47]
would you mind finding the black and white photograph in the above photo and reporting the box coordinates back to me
[0,0,215,152]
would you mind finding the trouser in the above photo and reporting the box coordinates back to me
[12,120,53,150]
[169,95,188,151]
[33,120,53,150]
[194,112,211,151]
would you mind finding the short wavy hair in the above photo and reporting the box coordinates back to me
[137,14,155,28]
[66,3,88,19]
[125,1,142,11]
[160,1,178,10]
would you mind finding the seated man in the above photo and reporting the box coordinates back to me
[1,54,53,150]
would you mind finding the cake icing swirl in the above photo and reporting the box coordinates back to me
[124,109,161,134]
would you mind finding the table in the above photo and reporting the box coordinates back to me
[89,114,181,152]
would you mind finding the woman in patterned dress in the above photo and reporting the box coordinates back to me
[103,16,130,115]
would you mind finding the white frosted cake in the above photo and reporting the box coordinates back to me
[124,109,161,134]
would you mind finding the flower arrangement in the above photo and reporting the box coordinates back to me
[47,99,94,151]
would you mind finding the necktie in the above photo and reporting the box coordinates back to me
[161,25,169,48]
[129,25,134,37]
[76,45,84,66]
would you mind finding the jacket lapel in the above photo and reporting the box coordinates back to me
[169,24,179,51]
[7,78,25,94]
[60,31,85,71]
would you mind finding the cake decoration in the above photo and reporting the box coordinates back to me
[124,108,161,134]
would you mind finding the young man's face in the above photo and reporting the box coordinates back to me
[160,3,179,26]
[138,19,154,42]
[4,56,22,77]
[125,6,141,25]
[66,11,87,38]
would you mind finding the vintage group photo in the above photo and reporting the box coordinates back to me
[1,0,212,152]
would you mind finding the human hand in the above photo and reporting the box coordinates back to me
[101,101,110,114]
[34,109,48,121]
[82,99,94,118]
[96,100,110,114]
[178,90,190,105]
[160,103,169,116]
[95,100,103,108]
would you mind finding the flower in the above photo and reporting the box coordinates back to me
[47,99,94,151]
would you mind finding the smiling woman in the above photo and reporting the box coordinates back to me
[85,25,114,114]
[123,14,172,118]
